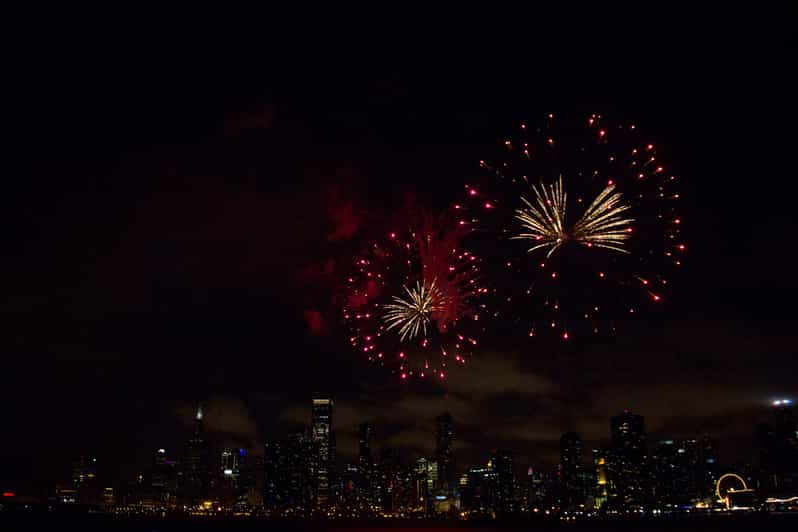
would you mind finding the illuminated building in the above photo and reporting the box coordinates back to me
[435,412,455,491]
[610,410,647,508]
[218,448,246,509]
[239,454,264,508]
[697,435,719,501]
[377,447,401,513]
[358,422,376,504]
[524,466,547,511]
[151,448,178,507]
[560,432,584,508]
[287,431,317,513]
[72,455,97,487]
[460,467,496,515]
[312,397,335,507]
[71,455,101,505]
[183,405,210,504]
[264,431,317,514]
[220,448,244,484]
[757,399,798,494]
[339,463,360,509]
[460,465,497,515]
[491,449,515,515]
[591,448,613,509]
[773,399,796,438]
[415,458,437,514]
[263,440,284,511]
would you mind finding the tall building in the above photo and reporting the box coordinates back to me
[491,449,515,515]
[183,405,211,504]
[339,463,360,509]
[435,412,455,491]
[414,458,437,514]
[263,440,284,511]
[358,422,375,504]
[218,448,246,508]
[774,399,797,441]
[524,466,547,512]
[264,431,316,515]
[312,397,335,507]
[610,410,647,508]
[697,435,719,501]
[71,455,97,488]
[151,448,178,507]
[560,432,584,508]
[239,454,264,508]
[592,447,613,509]
[220,448,245,485]
[652,440,678,507]
[287,430,318,513]
[762,399,798,493]
[377,448,401,512]
[460,465,497,515]
[71,455,100,505]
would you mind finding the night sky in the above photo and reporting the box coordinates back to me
[4,9,797,495]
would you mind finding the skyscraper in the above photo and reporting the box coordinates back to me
[524,466,547,512]
[71,455,100,505]
[414,458,437,513]
[610,410,647,508]
[263,431,316,515]
[769,399,798,492]
[652,440,677,507]
[151,448,178,507]
[220,448,244,486]
[435,412,455,491]
[774,399,796,441]
[491,449,515,515]
[697,435,719,502]
[592,447,613,509]
[286,430,318,513]
[184,405,210,504]
[560,432,584,508]
[460,465,498,515]
[358,422,375,504]
[263,440,285,511]
[312,397,335,506]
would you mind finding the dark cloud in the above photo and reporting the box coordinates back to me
[303,309,331,336]
[173,395,260,452]
[326,184,364,241]
[222,106,274,136]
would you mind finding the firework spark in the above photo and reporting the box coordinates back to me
[382,279,448,341]
[513,175,633,257]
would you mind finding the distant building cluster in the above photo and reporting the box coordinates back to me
[6,398,798,520]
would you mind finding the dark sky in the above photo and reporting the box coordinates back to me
[3,8,797,495]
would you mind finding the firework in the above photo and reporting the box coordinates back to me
[512,175,634,257]
[383,279,448,341]
[463,113,683,339]
[343,212,487,380]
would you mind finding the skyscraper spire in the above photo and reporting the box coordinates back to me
[194,404,204,436]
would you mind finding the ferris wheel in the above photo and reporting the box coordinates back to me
[716,473,748,509]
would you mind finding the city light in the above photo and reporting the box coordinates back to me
[21,395,798,520]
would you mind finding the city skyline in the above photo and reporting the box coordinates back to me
[7,394,795,518]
